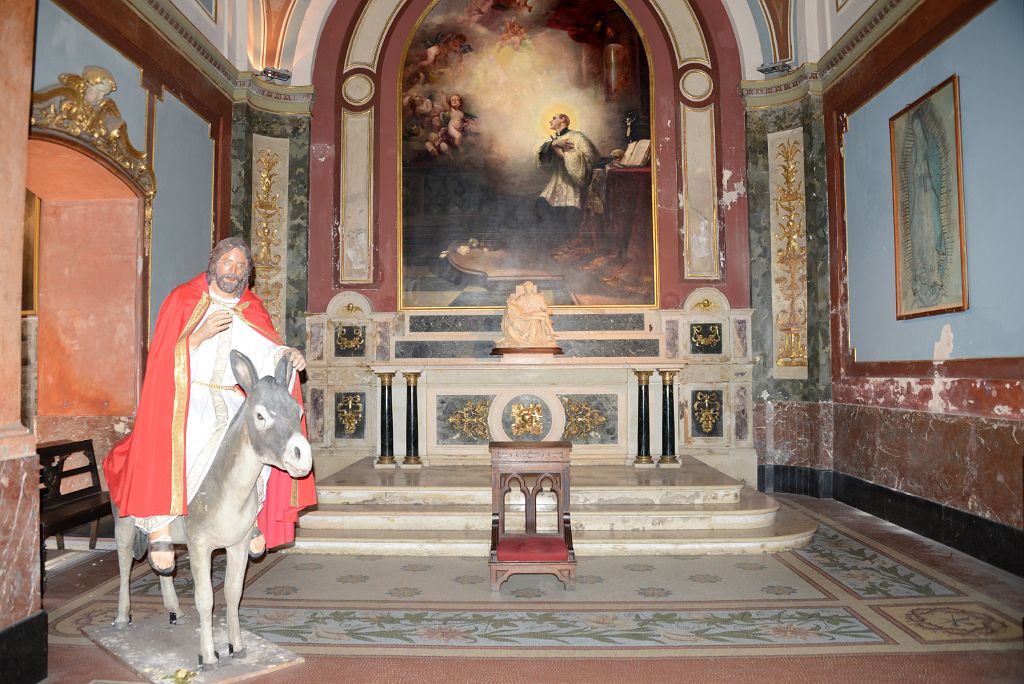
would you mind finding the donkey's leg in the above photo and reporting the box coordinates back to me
[112,514,137,629]
[159,575,181,624]
[188,543,219,668]
[223,539,249,657]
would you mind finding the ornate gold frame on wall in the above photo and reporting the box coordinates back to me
[888,74,968,321]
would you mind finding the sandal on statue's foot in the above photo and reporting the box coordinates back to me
[147,535,176,576]
[248,528,266,561]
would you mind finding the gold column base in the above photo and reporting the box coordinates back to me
[633,454,656,467]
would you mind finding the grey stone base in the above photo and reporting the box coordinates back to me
[83,611,302,683]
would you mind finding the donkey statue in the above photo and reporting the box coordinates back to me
[110,350,312,668]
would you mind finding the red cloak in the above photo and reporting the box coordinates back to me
[103,274,317,549]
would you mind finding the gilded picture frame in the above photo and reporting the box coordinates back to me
[889,75,968,320]
[22,189,40,316]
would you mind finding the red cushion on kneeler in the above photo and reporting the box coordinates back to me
[496,535,569,562]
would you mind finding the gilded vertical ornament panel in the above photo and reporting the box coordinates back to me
[251,133,290,334]
[767,127,808,379]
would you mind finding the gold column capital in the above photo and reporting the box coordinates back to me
[633,370,653,385]
[376,371,395,386]
[402,371,421,386]
[658,369,678,383]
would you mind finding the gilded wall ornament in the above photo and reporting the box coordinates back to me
[769,132,809,373]
[693,391,722,435]
[562,398,607,439]
[690,323,722,354]
[336,394,364,435]
[30,67,156,254]
[252,148,284,332]
[510,402,544,437]
[447,399,491,440]
[335,325,365,351]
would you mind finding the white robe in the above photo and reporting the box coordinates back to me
[135,294,287,532]
[538,129,600,209]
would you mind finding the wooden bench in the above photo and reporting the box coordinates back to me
[489,441,576,591]
[39,439,111,551]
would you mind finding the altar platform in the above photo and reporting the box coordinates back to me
[292,457,816,557]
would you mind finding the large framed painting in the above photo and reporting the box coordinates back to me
[889,75,968,320]
[400,0,656,309]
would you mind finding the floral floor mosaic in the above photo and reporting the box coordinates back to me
[48,502,1022,659]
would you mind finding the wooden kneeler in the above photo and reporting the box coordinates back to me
[489,441,576,590]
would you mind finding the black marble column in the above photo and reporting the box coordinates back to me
[659,369,678,465]
[402,372,422,466]
[376,372,395,466]
[633,370,653,465]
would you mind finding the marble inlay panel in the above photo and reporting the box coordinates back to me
[394,339,661,359]
[339,109,373,283]
[307,321,325,361]
[407,313,646,333]
[0,455,40,623]
[436,395,495,445]
[500,394,552,441]
[307,387,325,443]
[833,403,1023,528]
[734,385,750,442]
[335,392,366,440]
[374,321,391,361]
[664,319,679,358]
[682,104,719,279]
[558,394,617,444]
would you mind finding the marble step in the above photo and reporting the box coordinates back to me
[314,482,743,507]
[290,508,816,557]
[298,490,779,532]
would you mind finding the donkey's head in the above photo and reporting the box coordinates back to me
[229,350,312,478]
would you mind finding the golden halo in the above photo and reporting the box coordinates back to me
[537,103,581,136]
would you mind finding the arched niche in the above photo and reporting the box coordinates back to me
[26,67,153,452]
[308,0,748,312]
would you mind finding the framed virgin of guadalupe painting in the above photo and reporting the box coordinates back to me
[889,75,968,320]
[399,0,657,309]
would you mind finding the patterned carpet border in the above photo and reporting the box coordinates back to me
[46,504,1023,658]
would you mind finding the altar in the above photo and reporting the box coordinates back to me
[302,288,756,484]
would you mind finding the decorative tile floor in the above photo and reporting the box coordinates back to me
[43,497,1024,682]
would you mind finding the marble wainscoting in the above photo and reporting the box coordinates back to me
[0,451,46,683]
[832,403,1022,530]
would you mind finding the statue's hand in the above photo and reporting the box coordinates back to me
[281,347,306,372]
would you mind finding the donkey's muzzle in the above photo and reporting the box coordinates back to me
[284,434,312,477]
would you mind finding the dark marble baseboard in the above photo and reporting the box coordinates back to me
[758,464,832,498]
[759,464,1023,577]
[395,338,661,359]
[408,313,646,334]
[0,610,47,683]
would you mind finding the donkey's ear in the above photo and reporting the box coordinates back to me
[275,352,292,388]
[231,350,259,394]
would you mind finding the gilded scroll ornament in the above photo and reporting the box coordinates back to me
[693,391,721,435]
[30,67,156,254]
[447,399,491,440]
[772,137,808,369]
[252,148,284,332]
[335,325,365,350]
[510,402,544,437]
[336,394,364,435]
[562,398,607,439]
[690,324,721,348]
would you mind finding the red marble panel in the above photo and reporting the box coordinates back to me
[834,377,1024,421]
[0,455,41,625]
[834,403,1023,528]
[754,401,832,469]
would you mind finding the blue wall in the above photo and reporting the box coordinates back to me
[150,93,215,333]
[844,0,1024,361]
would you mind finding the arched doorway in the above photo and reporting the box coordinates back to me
[24,138,146,458]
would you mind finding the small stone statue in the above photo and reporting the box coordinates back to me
[496,281,559,349]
